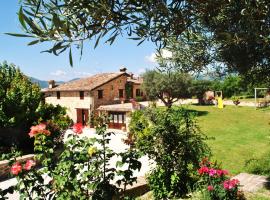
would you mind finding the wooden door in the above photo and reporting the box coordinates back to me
[77,109,89,125]
[77,109,83,124]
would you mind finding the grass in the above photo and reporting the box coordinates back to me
[137,105,270,200]
[182,105,270,175]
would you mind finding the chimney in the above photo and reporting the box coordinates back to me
[119,67,127,73]
[48,80,56,89]
[130,73,134,79]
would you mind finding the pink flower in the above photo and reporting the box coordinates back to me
[198,166,209,175]
[209,168,217,176]
[207,185,214,191]
[223,179,240,190]
[11,162,22,175]
[24,160,36,171]
[28,123,51,137]
[72,123,83,134]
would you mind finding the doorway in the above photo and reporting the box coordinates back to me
[76,109,89,125]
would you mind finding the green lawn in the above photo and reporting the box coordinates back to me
[182,105,270,175]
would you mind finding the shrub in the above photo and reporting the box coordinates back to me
[129,107,210,199]
[35,103,72,130]
[245,152,270,176]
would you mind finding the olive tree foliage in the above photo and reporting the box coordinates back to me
[157,30,213,75]
[0,61,41,128]
[12,0,195,66]
[142,70,192,108]
[9,0,270,81]
[190,0,270,83]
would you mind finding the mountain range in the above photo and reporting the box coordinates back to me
[29,77,79,88]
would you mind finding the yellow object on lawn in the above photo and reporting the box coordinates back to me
[218,97,224,109]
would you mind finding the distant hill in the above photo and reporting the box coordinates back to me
[69,78,80,82]
[29,77,65,88]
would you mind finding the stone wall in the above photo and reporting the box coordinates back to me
[0,154,35,180]
[45,91,93,122]
[92,74,128,109]
[132,84,146,100]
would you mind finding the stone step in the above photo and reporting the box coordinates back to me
[233,173,270,192]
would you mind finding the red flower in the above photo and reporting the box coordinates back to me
[198,166,209,175]
[217,169,229,176]
[11,162,22,175]
[72,123,83,134]
[28,123,51,137]
[207,185,214,191]
[24,159,36,171]
[222,169,229,175]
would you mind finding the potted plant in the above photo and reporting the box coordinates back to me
[231,96,240,106]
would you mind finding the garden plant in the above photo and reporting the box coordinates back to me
[1,115,142,200]
[129,107,210,199]
[197,158,245,200]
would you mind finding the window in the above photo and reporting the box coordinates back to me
[57,91,60,99]
[111,85,114,90]
[119,89,124,98]
[136,89,141,97]
[79,91,84,99]
[98,90,103,99]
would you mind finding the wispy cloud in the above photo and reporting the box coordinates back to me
[50,70,67,76]
[73,71,93,77]
[145,49,172,64]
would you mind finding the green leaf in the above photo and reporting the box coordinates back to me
[94,33,102,49]
[27,40,40,46]
[18,7,27,30]
[69,48,73,67]
[5,33,34,38]
[137,39,146,46]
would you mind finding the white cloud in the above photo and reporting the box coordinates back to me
[50,70,67,76]
[145,52,157,63]
[145,49,172,64]
[161,49,173,58]
[73,71,93,77]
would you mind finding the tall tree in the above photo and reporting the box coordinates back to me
[142,70,192,108]
[0,61,41,128]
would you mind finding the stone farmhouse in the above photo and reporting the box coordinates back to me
[42,68,145,130]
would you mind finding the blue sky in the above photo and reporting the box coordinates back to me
[0,1,157,81]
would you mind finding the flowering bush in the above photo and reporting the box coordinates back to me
[197,158,245,200]
[2,116,141,200]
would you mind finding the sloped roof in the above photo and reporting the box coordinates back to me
[127,77,143,84]
[47,72,127,91]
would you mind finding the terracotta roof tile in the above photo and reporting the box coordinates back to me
[48,72,127,91]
